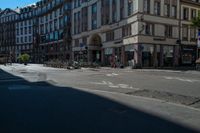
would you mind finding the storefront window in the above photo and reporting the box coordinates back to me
[104,48,113,66]
[142,45,154,67]
[125,45,135,66]
[163,46,174,67]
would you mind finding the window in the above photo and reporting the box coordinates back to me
[120,0,124,19]
[21,37,23,43]
[25,36,27,43]
[20,28,23,35]
[106,31,114,41]
[29,36,32,42]
[29,26,32,34]
[145,23,154,36]
[112,0,117,22]
[17,38,19,43]
[154,1,160,15]
[165,25,173,38]
[171,5,177,18]
[144,0,150,14]
[122,25,132,37]
[82,7,88,32]
[190,27,197,41]
[182,25,188,40]
[164,3,170,17]
[75,39,79,47]
[191,9,197,20]
[74,13,77,34]
[92,3,97,29]
[128,0,133,16]
[101,0,110,25]
[183,8,189,20]
[54,19,58,30]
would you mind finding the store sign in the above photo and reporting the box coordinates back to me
[198,31,200,48]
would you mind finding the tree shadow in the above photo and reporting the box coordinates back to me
[0,69,199,133]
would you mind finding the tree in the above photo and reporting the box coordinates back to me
[18,54,30,65]
[192,13,200,28]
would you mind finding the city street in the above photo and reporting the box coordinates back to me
[1,64,200,133]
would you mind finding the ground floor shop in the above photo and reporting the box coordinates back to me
[73,43,181,68]
[39,41,71,63]
[103,44,179,68]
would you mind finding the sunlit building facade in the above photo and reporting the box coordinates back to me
[71,0,199,67]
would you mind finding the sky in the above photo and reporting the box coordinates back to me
[0,0,38,10]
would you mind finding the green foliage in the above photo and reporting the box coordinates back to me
[18,54,30,64]
[192,13,200,28]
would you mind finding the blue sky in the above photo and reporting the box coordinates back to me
[0,0,38,9]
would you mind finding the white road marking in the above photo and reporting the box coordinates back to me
[90,81,139,90]
[106,73,119,77]
[164,76,199,83]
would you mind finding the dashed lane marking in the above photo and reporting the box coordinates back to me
[164,76,200,83]
[90,81,140,90]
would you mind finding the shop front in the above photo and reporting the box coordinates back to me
[140,44,175,68]
[181,45,196,66]
[125,45,135,66]
[163,45,174,67]
[104,48,113,66]
[141,44,155,67]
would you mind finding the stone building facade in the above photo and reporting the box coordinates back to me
[71,0,200,67]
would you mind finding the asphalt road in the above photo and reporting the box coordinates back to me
[1,64,200,133]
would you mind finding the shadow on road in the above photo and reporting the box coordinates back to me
[0,69,199,133]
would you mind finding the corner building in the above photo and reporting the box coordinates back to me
[71,0,198,67]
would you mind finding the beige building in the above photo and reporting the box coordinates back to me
[71,0,199,67]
